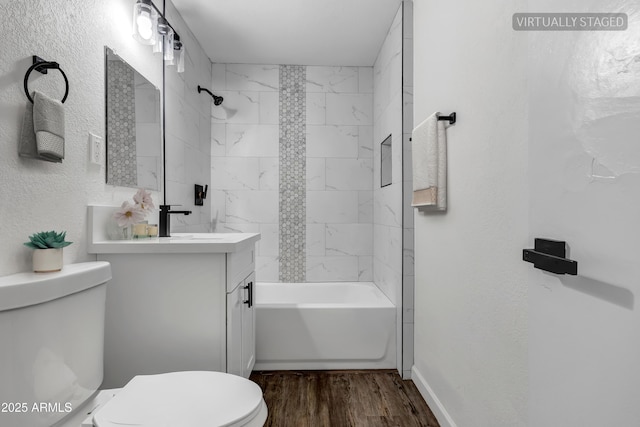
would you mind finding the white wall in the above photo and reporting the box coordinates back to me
[528,0,640,425]
[412,0,529,426]
[0,0,211,275]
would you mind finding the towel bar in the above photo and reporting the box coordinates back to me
[522,238,578,275]
[409,112,457,142]
[438,112,456,124]
[23,56,69,104]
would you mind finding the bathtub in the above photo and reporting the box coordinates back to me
[254,282,396,370]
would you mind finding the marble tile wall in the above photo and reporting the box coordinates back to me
[401,0,415,380]
[163,1,212,233]
[373,4,404,375]
[210,64,374,282]
[210,64,281,281]
[305,65,374,283]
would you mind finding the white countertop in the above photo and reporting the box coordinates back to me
[88,233,261,254]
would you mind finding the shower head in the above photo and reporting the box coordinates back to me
[197,85,223,106]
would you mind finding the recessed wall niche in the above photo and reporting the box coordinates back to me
[380,134,392,187]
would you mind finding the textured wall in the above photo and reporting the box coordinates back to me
[210,64,374,282]
[0,0,211,274]
[0,0,165,275]
[412,0,528,426]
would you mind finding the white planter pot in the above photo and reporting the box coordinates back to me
[33,248,63,273]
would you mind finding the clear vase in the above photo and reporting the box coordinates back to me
[107,221,132,240]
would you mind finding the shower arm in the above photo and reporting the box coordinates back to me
[197,85,223,105]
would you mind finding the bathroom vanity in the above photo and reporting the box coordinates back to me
[87,206,260,388]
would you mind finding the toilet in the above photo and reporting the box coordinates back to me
[0,262,267,427]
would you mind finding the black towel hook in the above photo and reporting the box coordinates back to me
[438,112,456,124]
[23,56,69,104]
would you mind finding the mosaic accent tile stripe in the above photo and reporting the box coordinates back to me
[279,65,306,282]
[106,59,137,188]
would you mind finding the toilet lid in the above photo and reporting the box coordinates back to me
[93,371,264,427]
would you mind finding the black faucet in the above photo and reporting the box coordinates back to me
[159,205,192,237]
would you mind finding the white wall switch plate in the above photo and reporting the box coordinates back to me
[89,133,103,165]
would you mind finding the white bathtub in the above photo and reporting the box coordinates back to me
[254,282,396,370]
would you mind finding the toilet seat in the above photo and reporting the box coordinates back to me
[92,371,267,427]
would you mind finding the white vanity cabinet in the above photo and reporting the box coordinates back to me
[225,247,256,378]
[88,208,260,388]
[226,272,256,378]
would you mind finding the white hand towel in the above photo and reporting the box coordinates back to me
[33,91,65,161]
[411,112,447,210]
[18,91,64,163]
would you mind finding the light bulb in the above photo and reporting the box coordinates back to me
[174,36,185,73]
[163,28,174,62]
[136,11,153,40]
[132,0,157,46]
[154,17,169,54]
[176,49,185,73]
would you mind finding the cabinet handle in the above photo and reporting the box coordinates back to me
[243,282,253,308]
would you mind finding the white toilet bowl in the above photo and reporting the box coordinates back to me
[0,262,267,427]
[56,371,267,427]
[91,372,267,427]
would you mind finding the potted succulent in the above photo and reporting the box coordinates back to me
[24,231,73,273]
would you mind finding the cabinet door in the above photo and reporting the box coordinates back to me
[241,272,256,377]
[226,282,243,377]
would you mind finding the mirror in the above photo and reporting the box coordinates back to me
[105,47,161,190]
[380,134,392,187]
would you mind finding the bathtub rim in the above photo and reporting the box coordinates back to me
[255,281,395,308]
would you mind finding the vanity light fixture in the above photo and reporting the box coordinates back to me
[131,0,184,73]
[132,0,157,45]
[173,34,185,73]
[153,16,169,54]
[163,26,175,62]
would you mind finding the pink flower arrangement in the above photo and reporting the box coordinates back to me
[113,189,155,227]
[133,188,155,213]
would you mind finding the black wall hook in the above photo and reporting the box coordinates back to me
[23,55,69,104]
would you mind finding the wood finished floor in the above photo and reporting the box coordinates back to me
[249,370,440,427]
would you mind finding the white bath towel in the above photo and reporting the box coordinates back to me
[411,112,447,210]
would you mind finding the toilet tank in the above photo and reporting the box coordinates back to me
[0,262,111,427]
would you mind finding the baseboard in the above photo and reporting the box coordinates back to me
[411,365,457,427]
